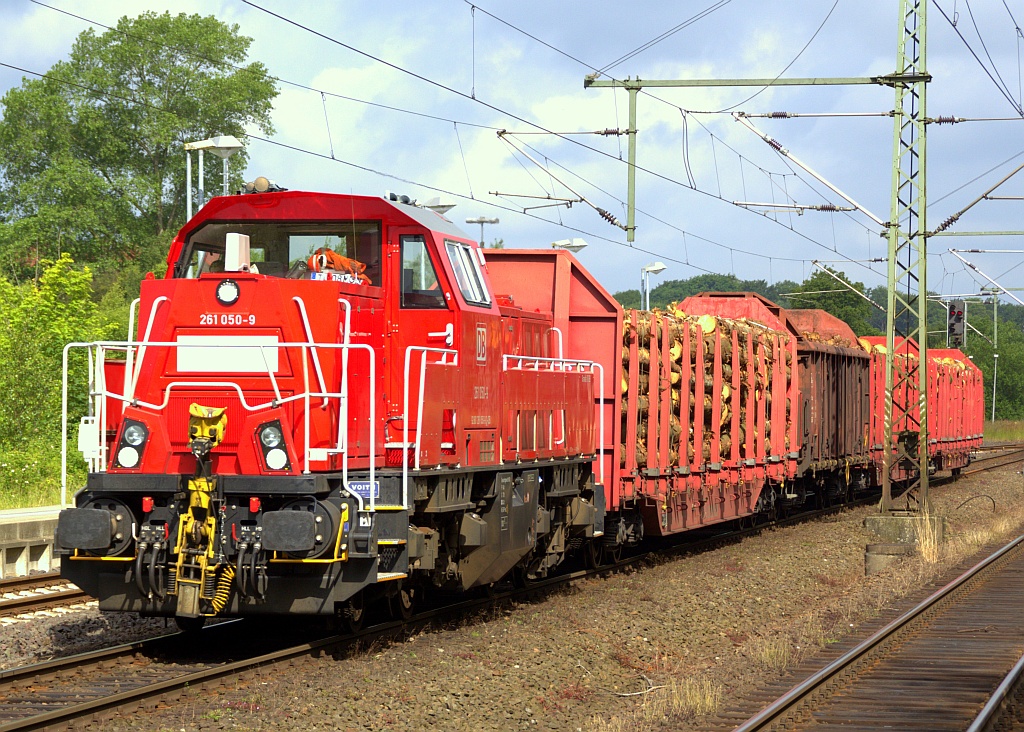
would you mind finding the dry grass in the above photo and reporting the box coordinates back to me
[586,675,723,732]
[751,634,792,671]
[915,513,942,564]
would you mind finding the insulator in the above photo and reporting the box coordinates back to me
[934,116,957,125]
[770,111,792,118]
[210,564,235,614]
[596,207,620,226]
[817,204,839,212]
[934,213,960,233]
[599,128,624,136]
[767,138,783,152]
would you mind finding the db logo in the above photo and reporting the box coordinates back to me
[476,324,487,364]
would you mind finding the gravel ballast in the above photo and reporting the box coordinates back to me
[6,465,1023,731]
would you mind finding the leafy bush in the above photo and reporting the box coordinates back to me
[0,255,117,506]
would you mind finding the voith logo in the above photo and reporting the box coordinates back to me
[476,324,487,364]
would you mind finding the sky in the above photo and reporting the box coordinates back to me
[2,0,1023,301]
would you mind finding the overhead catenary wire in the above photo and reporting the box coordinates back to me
[32,0,865,278]
[450,0,893,269]
[595,1,732,74]
[29,0,505,132]
[237,0,867,267]
[24,1,954,291]
[934,0,1024,117]
[964,0,1020,113]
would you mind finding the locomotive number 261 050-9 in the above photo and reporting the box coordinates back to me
[199,313,256,326]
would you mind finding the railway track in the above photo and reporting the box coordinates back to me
[965,445,1024,475]
[0,574,87,619]
[1,453,1020,730]
[724,533,1024,731]
[0,491,877,732]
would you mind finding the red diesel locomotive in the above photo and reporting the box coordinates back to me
[56,182,983,628]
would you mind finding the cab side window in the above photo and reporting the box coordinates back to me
[401,235,446,308]
[445,240,491,306]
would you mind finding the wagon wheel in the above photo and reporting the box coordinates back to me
[602,541,623,566]
[512,564,534,589]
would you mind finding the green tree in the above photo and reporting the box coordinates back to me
[0,256,120,506]
[0,11,277,279]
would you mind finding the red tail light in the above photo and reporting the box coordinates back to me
[142,496,154,514]
[249,496,261,513]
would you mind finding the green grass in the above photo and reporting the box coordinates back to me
[0,441,74,510]
[984,420,1024,443]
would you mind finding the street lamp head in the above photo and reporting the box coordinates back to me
[185,134,243,159]
[551,238,588,253]
[421,197,457,215]
[642,261,667,275]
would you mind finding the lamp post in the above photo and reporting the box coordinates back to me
[551,238,588,253]
[185,134,244,220]
[992,353,999,422]
[465,216,499,247]
[641,261,667,310]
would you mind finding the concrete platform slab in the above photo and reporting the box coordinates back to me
[0,505,62,578]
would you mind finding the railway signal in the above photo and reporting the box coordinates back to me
[947,300,966,347]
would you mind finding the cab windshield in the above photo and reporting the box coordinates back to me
[175,221,382,285]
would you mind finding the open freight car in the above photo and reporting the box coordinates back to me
[680,293,872,508]
[860,337,983,482]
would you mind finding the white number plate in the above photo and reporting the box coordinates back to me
[199,313,256,326]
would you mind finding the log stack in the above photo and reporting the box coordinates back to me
[620,304,793,472]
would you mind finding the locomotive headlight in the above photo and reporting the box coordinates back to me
[256,420,290,471]
[117,446,140,468]
[124,424,147,446]
[260,425,283,448]
[114,419,149,469]
[215,279,240,306]
[265,448,288,470]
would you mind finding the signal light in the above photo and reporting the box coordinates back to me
[249,496,261,513]
[142,496,154,514]
[947,299,966,347]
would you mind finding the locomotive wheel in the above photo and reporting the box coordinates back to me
[340,593,365,633]
[391,584,416,622]
[175,615,206,633]
[512,565,533,589]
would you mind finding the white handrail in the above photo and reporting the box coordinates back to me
[292,297,329,408]
[123,298,141,413]
[402,346,458,508]
[128,296,168,402]
[63,338,377,511]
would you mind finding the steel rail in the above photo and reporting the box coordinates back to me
[733,533,1024,732]
[0,587,88,618]
[967,648,1024,732]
